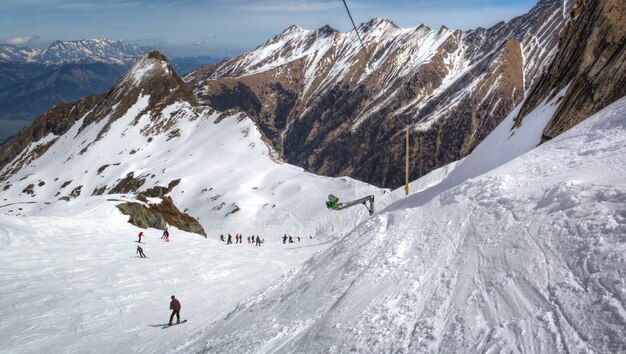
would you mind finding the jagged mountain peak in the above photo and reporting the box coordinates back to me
[315,24,338,36]
[119,50,174,86]
[359,17,400,32]
[281,24,305,35]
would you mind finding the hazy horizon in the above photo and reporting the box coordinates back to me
[2,0,537,57]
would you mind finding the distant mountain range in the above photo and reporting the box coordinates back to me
[0,39,225,142]
[0,39,149,65]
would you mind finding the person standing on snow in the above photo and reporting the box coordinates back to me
[255,235,261,246]
[220,234,225,242]
[169,295,181,326]
[282,234,287,244]
[136,245,147,258]
[288,236,294,243]
[161,227,169,239]
[137,231,143,243]
[227,234,232,244]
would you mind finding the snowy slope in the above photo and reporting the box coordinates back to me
[0,55,386,353]
[179,97,626,353]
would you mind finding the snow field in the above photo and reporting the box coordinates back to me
[0,198,335,353]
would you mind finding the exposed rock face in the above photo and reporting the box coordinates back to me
[187,0,572,188]
[515,0,626,140]
[117,196,206,236]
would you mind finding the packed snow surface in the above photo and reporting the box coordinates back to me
[181,97,626,353]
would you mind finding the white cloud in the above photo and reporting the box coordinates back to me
[4,35,38,45]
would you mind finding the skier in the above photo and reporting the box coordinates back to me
[236,234,240,244]
[169,295,181,326]
[161,227,169,239]
[220,234,225,242]
[137,231,143,243]
[165,232,170,242]
[288,236,294,243]
[227,234,232,244]
[282,234,287,244]
[255,235,261,246]
[247,236,251,244]
[136,245,146,258]
[297,236,301,242]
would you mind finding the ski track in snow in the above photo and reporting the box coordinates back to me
[181,98,626,353]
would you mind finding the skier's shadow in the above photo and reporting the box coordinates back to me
[149,323,170,328]
[284,239,333,250]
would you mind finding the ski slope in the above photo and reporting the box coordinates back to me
[0,199,341,353]
[180,97,626,353]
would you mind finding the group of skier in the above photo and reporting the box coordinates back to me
[282,234,312,244]
[220,233,264,246]
[131,228,184,326]
[134,227,172,258]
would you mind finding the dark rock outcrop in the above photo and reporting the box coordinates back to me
[515,0,626,140]
[117,196,206,236]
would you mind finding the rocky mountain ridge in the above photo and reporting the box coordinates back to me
[515,0,626,141]
[187,0,574,188]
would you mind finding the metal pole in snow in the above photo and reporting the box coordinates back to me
[405,126,409,196]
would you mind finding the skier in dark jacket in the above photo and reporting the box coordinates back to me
[282,234,287,244]
[288,236,294,243]
[255,235,261,246]
[220,234,225,242]
[169,295,181,326]
[227,234,233,244]
[136,245,146,258]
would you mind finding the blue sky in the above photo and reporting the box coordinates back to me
[1,0,537,57]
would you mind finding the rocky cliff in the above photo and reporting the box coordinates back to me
[515,0,626,140]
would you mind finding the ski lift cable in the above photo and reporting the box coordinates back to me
[342,0,369,57]
[341,0,418,195]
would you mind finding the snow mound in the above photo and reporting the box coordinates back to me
[182,97,626,353]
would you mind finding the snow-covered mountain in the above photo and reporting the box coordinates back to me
[0,39,149,65]
[0,51,383,236]
[33,39,149,65]
[0,44,39,62]
[187,0,574,188]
